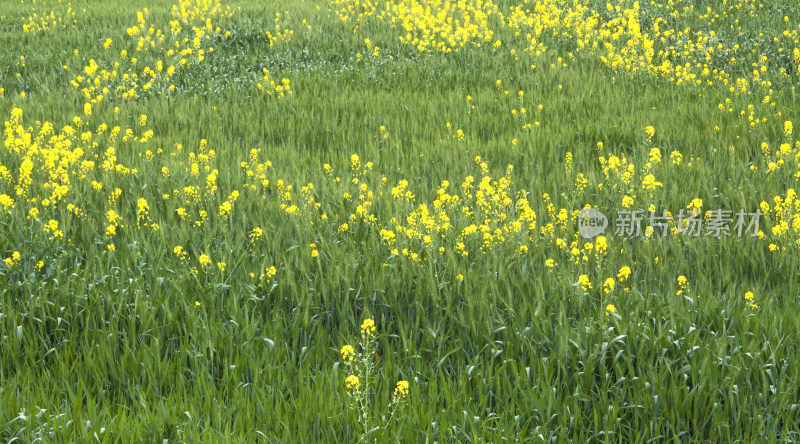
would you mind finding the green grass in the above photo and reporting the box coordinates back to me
[2,0,800,441]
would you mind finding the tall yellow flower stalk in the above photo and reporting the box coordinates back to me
[340,317,409,440]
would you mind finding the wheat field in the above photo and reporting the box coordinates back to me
[2,0,800,441]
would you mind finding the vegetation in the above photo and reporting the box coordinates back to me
[2,0,800,440]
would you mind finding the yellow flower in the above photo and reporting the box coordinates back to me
[642,174,663,190]
[649,148,662,163]
[617,266,631,281]
[677,275,688,295]
[622,196,634,208]
[605,304,617,315]
[603,278,615,293]
[577,274,591,291]
[360,318,376,337]
[199,254,211,267]
[195,301,201,307]
[340,344,355,362]
[595,236,608,255]
[0,194,14,212]
[645,126,655,138]
[744,291,758,310]
[394,380,409,397]
[44,219,61,239]
[345,375,360,391]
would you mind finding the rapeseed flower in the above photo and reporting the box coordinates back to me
[677,276,689,295]
[578,275,591,291]
[394,380,409,397]
[341,345,355,362]
[360,318,376,337]
[744,291,758,310]
[199,254,211,268]
[345,375,360,391]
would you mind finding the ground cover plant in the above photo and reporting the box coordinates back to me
[2,0,800,441]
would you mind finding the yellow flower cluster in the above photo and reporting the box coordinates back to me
[250,227,263,243]
[199,253,212,268]
[577,274,591,292]
[761,189,800,248]
[345,374,360,391]
[257,69,293,98]
[677,275,689,295]
[394,380,409,397]
[744,291,758,310]
[0,194,14,213]
[19,0,77,33]
[340,344,356,362]
[346,0,504,52]
[603,278,615,294]
[266,12,294,47]
[172,0,234,25]
[174,246,190,264]
[70,0,236,110]
[3,251,21,269]
[379,160,538,263]
[360,318,376,337]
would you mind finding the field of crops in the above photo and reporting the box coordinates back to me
[2,0,800,441]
